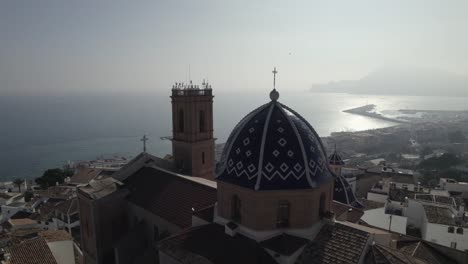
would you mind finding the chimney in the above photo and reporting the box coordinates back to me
[225,222,239,237]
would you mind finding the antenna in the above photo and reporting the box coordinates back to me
[189,64,191,82]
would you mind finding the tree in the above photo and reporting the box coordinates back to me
[35,168,73,189]
[13,178,24,193]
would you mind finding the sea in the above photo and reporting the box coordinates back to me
[1,91,467,181]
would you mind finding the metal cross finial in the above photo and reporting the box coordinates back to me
[272,67,278,89]
[141,134,149,152]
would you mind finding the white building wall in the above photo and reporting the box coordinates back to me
[48,240,76,264]
[405,200,425,228]
[361,208,407,235]
[422,223,468,251]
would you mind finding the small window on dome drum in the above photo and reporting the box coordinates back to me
[448,226,455,233]
[277,201,290,228]
[457,227,463,234]
[231,195,241,222]
[319,193,326,217]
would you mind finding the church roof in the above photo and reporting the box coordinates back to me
[216,93,333,191]
[296,222,370,264]
[158,223,277,264]
[124,166,217,228]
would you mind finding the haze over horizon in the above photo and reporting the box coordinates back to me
[1,0,468,96]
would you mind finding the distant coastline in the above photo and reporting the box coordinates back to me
[343,105,407,124]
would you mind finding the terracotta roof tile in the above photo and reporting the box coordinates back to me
[260,233,308,256]
[159,223,276,264]
[366,244,428,264]
[7,237,57,264]
[124,166,217,228]
[332,201,365,223]
[296,223,370,264]
[40,230,71,242]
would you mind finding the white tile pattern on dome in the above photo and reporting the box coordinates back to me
[216,98,334,190]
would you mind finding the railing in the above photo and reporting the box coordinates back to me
[172,88,212,96]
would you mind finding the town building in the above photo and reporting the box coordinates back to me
[76,72,468,264]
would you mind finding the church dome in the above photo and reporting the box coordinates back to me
[216,92,334,191]
[328,150,345,166]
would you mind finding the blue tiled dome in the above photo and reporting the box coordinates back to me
[216,94,334,191]
[328,150,345,166]
[334,176,362,208]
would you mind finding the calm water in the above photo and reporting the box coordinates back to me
[1,91,467,181]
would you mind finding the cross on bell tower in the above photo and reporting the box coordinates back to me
[141,134,148,152]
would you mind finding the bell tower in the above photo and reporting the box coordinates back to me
[171,80,215,180]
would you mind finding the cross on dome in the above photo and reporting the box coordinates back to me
[270,67,280,101]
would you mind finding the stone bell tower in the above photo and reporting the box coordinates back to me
[171,80,215,180]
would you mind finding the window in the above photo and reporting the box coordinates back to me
[178,109,184,132]
[319,193,326,217]
[202,152,205,164]
[231,195,241,222]
[448,226,455,233]
[457,227,464,234]
[277,201,290,228]
[153,225,159,241]
[199,110,206,132]
[451,242,457,249]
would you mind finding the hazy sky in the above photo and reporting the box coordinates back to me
[1,0,467,95]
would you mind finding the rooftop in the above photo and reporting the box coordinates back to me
[159,223,276,264]
[296,223,371,264]
[7,237,57,264]
[9,218,37,227]
[397,240,458,264]
[423,205,458,226]
[40,230,72,242]
[365,244,428,264]
[260,233,309,256]
[124,166,217,228]
[332,201,365,223]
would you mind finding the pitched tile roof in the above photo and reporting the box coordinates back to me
[124,166,217,228]
[40,230,72,242]
[295,223,370,264]
[9,218,37,227]
[159,223,277,264]
[397,240,458,264]
[7,237,57,264]
[332,201,365,223]
[365,244,428,264]
[70,167,105,184]
[260,233,308,256]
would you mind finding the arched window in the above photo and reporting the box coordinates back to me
[178,109,184,132]
[448,226,455,233]
[231,195,241,222]
[457,227,464,234]
[199,110,206,132]
[277,200,290,228]
[319,193,326,217]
